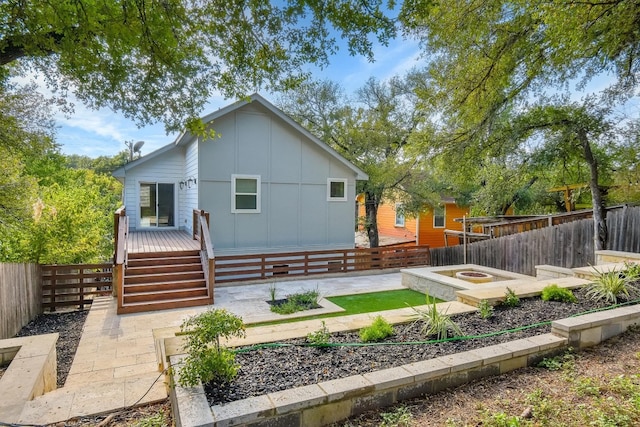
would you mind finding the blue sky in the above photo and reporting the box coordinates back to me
[50,37,422,158]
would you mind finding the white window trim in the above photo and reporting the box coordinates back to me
[395,203,405,227]
[231,174,261,213]
[327,178,348,202]
[433,205,446,228]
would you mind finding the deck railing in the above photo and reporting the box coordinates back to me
[193,209,215,303]
[113,206,128,311]
[214,245,431,284]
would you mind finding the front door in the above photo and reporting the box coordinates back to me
[140,182,175,227]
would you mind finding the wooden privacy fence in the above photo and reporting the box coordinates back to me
[41,263,113,312]
[0,263,41,339]
[431,205,640,276]
[214,245,431,284]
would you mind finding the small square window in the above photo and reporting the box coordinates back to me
[232,174,260,213]
[327,178,347,201]
[395,203,405,227]
[433,206,445,228]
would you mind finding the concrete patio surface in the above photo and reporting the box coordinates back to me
[16,272,408,425]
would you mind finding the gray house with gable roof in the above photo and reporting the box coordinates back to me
[113,94,367,255]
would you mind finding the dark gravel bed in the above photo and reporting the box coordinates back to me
[16,310,88,387]
[205,288,640,405]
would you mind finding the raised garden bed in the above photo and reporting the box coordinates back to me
[205,286,640,405]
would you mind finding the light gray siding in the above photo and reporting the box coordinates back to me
[198,102,357,254]
[122,148,184,230]
[183,138,199,234]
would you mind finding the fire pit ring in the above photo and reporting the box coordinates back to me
[455,271,494,284]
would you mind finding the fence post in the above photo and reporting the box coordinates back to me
[50,267,57,312]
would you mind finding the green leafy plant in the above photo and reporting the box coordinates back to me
[270,288,320,314]
[537,350,575,371]
[622,261,640,282]
[359,315,394,342]
[412,299,462,340]
[380,405,412,427]
[177,309,246,387]
[586,267,636,304]
[478,299,494,319]
[133,411,168,427]
[306,321,331,346]
[541,284,577,303]
[502,287,520,307]
[480,411,521,427]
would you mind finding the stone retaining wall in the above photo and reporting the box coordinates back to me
[170,305,640,427]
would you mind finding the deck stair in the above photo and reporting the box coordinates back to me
[118,250,211,314]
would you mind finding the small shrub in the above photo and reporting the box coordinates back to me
[622,261,640,282]
[541,284,577,303]
[271,288,320,314]
[380,405,412,427]
[359,315,394,342]
[586,267,635,304]
[502,287,520,307]
[537,350,575,371]
[306,321,330,346]
[178,309,246,387]
[478,299,494,319]
[412,299,462,340]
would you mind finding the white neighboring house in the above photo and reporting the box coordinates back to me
[112,94,368,255]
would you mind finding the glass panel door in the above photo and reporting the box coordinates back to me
[157,183,175,227]
[139,183,175,227]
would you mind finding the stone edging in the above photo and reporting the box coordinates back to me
[0,333,58,423]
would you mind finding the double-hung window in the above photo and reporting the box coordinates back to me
[433,205,445,228]
[232,174,260,213]
[395,203,405,227]
[327,178,347,201]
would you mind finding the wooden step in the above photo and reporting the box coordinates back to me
[125,263,203,276]
[123,286,208,304]
[127,255,201,267]
[117,296,213,314]
[128,250,200,260]
[123,279,207,294]
[124,271,204,284]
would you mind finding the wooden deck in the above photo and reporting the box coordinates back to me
[127,230,200,254]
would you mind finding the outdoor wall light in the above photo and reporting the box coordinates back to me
[179,180,186,189]
[187,177,197,188]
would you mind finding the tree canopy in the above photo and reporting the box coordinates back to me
[1,0,396,134]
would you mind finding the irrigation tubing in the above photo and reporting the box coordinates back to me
[233,297,640,354]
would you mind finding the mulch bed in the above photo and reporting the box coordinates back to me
[15,310,88,387]
[205,287,640,405]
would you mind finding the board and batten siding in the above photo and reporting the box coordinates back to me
[198,103,357,254]
[123,148,185,230]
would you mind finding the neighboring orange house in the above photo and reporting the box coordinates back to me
[358,196,471,248]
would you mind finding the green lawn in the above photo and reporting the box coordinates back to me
[327,289,433,315]
[248,289,440,327]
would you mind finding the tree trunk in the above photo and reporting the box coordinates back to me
[500,176,538,215]
[578,129,607,251]
[364,191,380,248]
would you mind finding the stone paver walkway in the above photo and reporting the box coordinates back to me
[18,272,408,424]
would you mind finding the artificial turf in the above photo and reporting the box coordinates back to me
[248,288,440,327]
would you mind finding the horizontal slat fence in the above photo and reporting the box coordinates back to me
[0,263,41,339]
[215,246,431,284]
[41,263,113,312]
[431,205,640,276]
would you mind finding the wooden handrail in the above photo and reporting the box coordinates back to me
[194,209,215,303]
